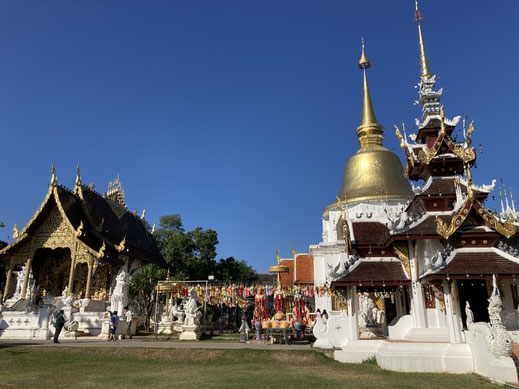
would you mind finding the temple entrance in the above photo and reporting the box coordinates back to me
[73,262,88,298]
[32,247,71,297]
[457,279,489,328]
[357,286,400,338]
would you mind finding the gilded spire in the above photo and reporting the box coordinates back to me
[356,38,383,149]
[415,0,431,79]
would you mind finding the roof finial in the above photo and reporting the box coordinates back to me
[291,242,298,257]
[415,0,431,79]
[275,248,282,264]
[356,37,383,149]
[50,163,57,187]
[75,163,81,187]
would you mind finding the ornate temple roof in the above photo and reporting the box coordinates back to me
[0,166,164,266]
[331,259,410,286]
[424,249,519,278]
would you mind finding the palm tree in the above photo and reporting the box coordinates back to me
[128,264,167,331]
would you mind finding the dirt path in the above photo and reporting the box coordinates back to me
[0,338,313,350]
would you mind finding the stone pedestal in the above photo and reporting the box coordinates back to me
[157,315,173,334]
[73,312,104,336]
[0,308,54,339]
[179,324,202,341]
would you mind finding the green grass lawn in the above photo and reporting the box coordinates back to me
[0,346,498,389]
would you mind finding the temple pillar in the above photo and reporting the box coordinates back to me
[347,286,359,340]
[67,257,76,296]
[408,240,427,328]
[20,255,34,299]
[3,259,15,301]
[442,279,462,343]
[85,258,93,299]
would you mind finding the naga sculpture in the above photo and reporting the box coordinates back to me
[467,275,513,358]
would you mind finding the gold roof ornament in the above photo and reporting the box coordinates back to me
[415,0,431,79]
[75,163,81,187]
[334,39,412,205]
[50,163,57,187]
[151,221,156,234]
[291,242,298,256]
[269,248,290,273]
[115,236,126,252]
[106,176,126,208]
[12,223,19,240]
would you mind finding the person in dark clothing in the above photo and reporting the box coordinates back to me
[54,310,65,344]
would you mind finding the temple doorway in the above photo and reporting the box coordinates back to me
[457,279,489,328]
[357,287,399,338]
[32,247,71,297]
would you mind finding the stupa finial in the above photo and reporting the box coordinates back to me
[415,0,431,79]
[356,38,383,148]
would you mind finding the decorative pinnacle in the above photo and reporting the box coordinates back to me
[358,37,370,69]
[275,248,282,264]
[291,242,298,256]
[415,0,431,79]
[359,38,377,127]
[356,38,383,148]
[75,163,81,186]
[50,163,57,187]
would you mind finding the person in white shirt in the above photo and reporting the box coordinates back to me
[123,306,133,339]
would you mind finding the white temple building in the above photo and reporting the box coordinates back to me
[309,3,519,385]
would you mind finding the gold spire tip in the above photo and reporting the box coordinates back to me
[414,0,431,79]
[358,37,370,69]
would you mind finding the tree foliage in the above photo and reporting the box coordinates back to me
[128,264,167,331]
[154,214,257,283]
[215,257,258,283]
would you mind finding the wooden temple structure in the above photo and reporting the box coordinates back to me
[0,165,164,304]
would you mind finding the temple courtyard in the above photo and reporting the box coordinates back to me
[0,340,499,388]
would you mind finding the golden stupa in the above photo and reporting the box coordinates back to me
[337,41,412,204]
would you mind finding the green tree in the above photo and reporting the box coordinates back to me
[215,257,258,283]
[154,215,219,280]
[128,264,167,331]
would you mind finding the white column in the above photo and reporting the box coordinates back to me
[347,286,359,340]
[442,279,462,343]
[408,240,427,328]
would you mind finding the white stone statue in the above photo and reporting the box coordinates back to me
[61,285,68,298]
[184,287,201,326]
[470,275,513,358]
[110,268,129,315]
[172,301,185,324]
[358,294,378,327]
[12,267,27,300]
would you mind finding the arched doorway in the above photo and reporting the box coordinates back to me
[32,247,72,297]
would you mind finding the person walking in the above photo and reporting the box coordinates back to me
[109,311,119,341]
[123,306,133,339]
[53,310,65,344]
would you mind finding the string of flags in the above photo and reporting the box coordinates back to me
[164,284,334,307]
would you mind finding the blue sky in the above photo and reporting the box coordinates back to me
[1,1,518,272]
